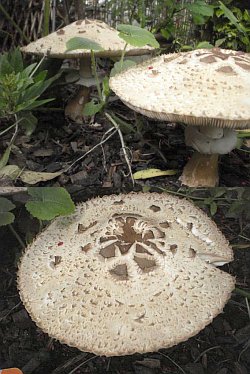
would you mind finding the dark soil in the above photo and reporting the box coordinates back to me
[0,189,249,374]
[0,88,249,189]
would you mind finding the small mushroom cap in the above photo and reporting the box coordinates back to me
[109,48,250,128]
[18,193,235,356]
[21,19,154,58]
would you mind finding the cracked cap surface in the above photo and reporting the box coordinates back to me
[18,192,235,356]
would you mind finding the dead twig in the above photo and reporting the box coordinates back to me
[64,126,117,172]
[105,112,134,186]
[158,351,186,374]
[68,355,96,374]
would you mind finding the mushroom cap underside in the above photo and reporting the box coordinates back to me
[109,48,250,128]
[18,192,235,356]
[21,19,154,58]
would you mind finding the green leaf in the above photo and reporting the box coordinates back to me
[18,111,38,135]
[102,76,110,99]
[0,197,15,226]
[66,37,104,52]
[186,1,214,17]
[219,1,247,34]
[82,100,104,116]
[16,97,54,112]
[110,59,136,77]
[117,24,159,48]
[0,53,13,75]
[215,38,226,47]
[25,187,75,221]
[210,201,218,216]
[0,145,12,170]
[9,48,24,73]
[133,168,177,179]
[195,41,214,49]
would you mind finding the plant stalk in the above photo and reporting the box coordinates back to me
[43,0,51,36]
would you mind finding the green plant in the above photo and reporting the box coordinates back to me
[213,1,250,51]
[0,187,75,227]
[154,0,214,48]
[0,48,59,168]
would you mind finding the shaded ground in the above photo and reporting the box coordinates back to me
[0,88,250,189]
[0,188,249,374]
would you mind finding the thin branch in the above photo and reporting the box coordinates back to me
[8,224,26,249]
[64,127,117,172]
[105,112,134,186]
[68,356,96,374]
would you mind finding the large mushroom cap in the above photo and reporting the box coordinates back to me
[109,48,250,128]
[18,192,235,356]
[21,19,154,58]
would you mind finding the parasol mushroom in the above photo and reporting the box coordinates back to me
[18,192,235,356]
[21,19,154,123]
[109,48,250,187]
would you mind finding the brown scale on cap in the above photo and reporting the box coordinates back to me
[18,193,235,356]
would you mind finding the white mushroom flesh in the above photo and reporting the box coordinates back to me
[185,126,238,154]
[110,48,250,128]
[18,193,235,356]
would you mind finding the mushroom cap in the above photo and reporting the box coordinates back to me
[18,192,235,356]
[109,48,250,129]
[21,19,154,58]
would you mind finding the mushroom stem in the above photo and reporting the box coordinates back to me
[65,57,93,123]
[65,86,91,124]
[180,152,219,187]
[79,56,92,78]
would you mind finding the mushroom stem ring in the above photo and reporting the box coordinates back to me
[185,126,238,154]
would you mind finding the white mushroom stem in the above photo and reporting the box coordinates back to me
[64,86,91,124]
[65,56,93,124]
[79,56,92,78]
[180,125,238,187]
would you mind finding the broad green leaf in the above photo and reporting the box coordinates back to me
[133,168,177,180]
[0,54,13,75]
[117,24,159,48]
[20,170,63,185]
[0,145,12,170]
[33,70,48,83]
[25,187,75,220]
[18,111,38,135]
[110,59,136,77]
[83,100,104,116]
[66,37,104,52]
[192,14,206,25]
[9,48,24,73]
[186,2,214,17]
[0,197,15,226]
[215,38,226,47]
[195,41,214,49]
[21,63,37,78]
[210,201,217,216]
